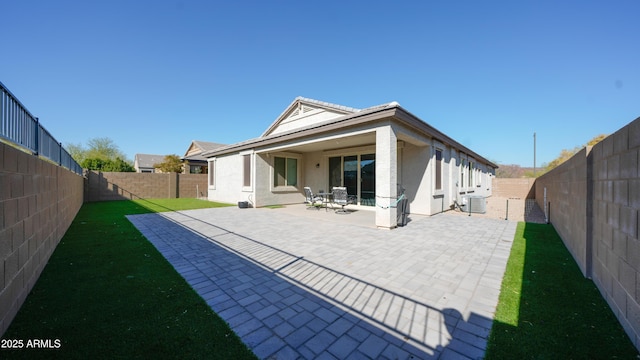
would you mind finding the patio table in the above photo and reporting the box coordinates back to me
[317,192,333,211]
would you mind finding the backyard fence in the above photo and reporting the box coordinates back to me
[1,81,82,175]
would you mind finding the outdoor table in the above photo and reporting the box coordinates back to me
[317,192,333,211]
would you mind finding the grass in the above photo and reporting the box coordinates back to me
[1,198,257,359]
[486,222,639,359]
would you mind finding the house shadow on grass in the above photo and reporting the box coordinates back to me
[485,223,639,359]
[127,209,493,359]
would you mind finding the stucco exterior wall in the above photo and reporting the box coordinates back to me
[253,153,269,207]
[0,143,84,336]
[206,120,495,221]
[208,153,252,206]
[254,153,304,207]
[402,143,431,215]
[303,151,325,194]
[399,141,495,217]
[429,141,450,215]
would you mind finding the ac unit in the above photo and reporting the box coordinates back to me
[462,195,486,214]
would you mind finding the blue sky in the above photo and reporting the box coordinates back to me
[2,0,638,167]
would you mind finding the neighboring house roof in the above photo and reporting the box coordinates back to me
[134,154,166,169]
[203,97,498,169]
[182,140,226,162]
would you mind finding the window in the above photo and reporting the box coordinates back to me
[243,154,251,187]
[190,165,204,174]
[460,159,466,188]
[435,148,443,190]
[273,156,297,187]
[468,161,474,187]
[208,160,215,187]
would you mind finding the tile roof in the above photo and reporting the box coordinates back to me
[183,140,226,161]
[191,140,226,152]
[204,100,401,157]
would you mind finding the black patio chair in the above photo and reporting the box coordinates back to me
[304,187,323,210]
[331,186,355,214]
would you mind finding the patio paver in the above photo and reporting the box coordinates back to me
[127,206,517,359]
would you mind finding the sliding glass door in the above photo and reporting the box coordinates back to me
[360,154,375,206]
[343,156,358,198]
[328,154,375,206]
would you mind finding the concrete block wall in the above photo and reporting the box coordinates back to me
[534,116,640,350]
[535,147,591,276]
[178,174,209,199]
[0,142,84,336]
[591,119,640,350]
[492,178,535,199]
[85,171,207,202]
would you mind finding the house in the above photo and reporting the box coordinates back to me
[134,153,166,173]
[182,140,226,174]
[203,97,497,229]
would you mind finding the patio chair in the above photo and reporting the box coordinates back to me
[331,187,355,214]
[304,187,323,210]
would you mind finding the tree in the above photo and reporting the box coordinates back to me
[85,137,127,161]
[154,154,183,173]
[68,137,134,172]
[81,157,135,172]
[66,142,87,164]
[105,157,135,172]
[67,137,129,163]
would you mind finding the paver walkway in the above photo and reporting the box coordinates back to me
[127,207,517,359]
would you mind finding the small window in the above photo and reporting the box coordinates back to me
[273,156,298,187]
[208,160,215,187]
[243,155,251,187]
[468,161,474,187]
[435,148,443,190]
[460,159,466,188]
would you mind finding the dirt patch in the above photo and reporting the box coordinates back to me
[449,196,546,223]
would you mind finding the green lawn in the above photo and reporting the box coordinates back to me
[486,222,639,359]
[1,199,257,359]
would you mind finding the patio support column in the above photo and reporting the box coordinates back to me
[375,123,398,229]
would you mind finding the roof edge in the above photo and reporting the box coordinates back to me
[260,97,361,138]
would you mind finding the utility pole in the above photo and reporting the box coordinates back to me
[533,132,537,177]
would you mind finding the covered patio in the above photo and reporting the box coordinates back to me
[249,123,408,229]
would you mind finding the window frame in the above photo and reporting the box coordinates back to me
[242,153,252,191]
[460,158,467,189]
[435,147,443,191]
[208,158,216,189]
[272,153,300,192]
